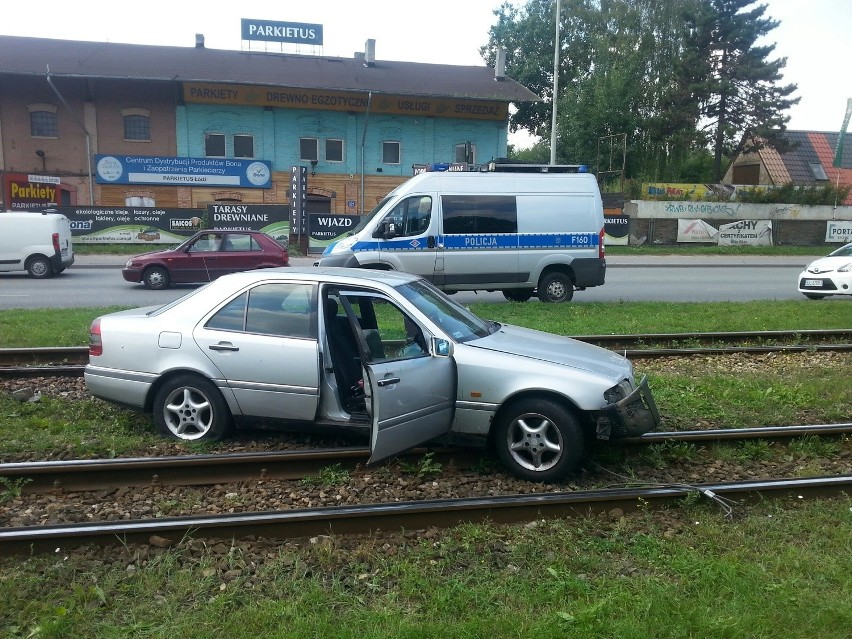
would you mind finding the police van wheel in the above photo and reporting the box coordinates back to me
[502,289,534,302]
[537,272,573,303]
[494,398,584,482]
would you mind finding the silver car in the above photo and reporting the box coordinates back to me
[85,267,659,482]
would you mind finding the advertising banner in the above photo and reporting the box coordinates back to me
[309,214,360,254]
[604,214,629,245]
[290,166,307,235]
[4,174,60,210]
[56,206,205,243]
[825,220,852,243]
[206,204,290,243]
[94,155,272,188]
[241,19,323,45]
[718,220,773,246]
[677,219,719,243]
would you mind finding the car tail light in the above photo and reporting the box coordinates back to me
[89,318,103,357]
[282,250,290,266]
[52,232,60,254]
[599,227,605,259]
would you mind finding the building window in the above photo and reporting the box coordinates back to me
[123,115,150,141]
[234,135,254,158]
[731,163,761,185]
[30,110,58,138]
[326,139,343,162]
[300,138,319,162]
[205,133,226,157]
[382,141,400,164]
[454,142,476,165]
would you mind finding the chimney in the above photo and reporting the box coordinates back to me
[495,46,506,81]
[364,39,376,67]
[195,33,205,48]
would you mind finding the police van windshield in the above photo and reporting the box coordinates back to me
[349,196,394,235]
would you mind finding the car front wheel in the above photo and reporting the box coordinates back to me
[26,255,53,279]
[153,375,232,442]
[502,289,534,302]
[143,266,170,290]
[494,398,583,482]
[537,272,573,303]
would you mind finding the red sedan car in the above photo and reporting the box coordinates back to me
[122,229,289,289]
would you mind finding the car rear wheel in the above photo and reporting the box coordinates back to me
[494,398,583,482]
[143,266,170,290]
[502,289,534,302]
[153,375,232,442]
[537,272,573,303]
[26,255,53,279]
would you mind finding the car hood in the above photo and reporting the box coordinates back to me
[128,248,183,261]
[804,255,852,273]
[469,323,632,379]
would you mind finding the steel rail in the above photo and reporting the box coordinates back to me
[1,329,850,367]
[2,423,850,495]
[1,475,849,556]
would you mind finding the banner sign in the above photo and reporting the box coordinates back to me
[94,155,272,188]
[55,206,205,244]
[309,214,361,254]
[677,219,719,243]
[241,19,323,45]
[290,166,308,234]
[5,175,59,210]
[603,214,629,245]
[718,220,772,246]
[826,220,852,243]
[205,204,290,242]
[184,82,508,121]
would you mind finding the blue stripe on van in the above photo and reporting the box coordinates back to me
[347,232,599,253]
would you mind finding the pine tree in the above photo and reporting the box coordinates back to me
[685,0,799,181]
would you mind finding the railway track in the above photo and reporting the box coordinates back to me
[1,329,851,377]
[2,423,850,494]
[1,474,849,556]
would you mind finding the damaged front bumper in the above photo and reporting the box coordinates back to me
[596,375,661,439]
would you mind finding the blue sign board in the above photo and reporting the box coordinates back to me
[241,19,323,45]
[94,155,272,189]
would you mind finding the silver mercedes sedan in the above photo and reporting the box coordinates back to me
[84,267,660,482]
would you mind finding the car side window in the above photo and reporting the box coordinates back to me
[220,234,254,252]
[205,284,317,338]
[188,233,223,253]
[382,196,431,238]
[339,293,427,361]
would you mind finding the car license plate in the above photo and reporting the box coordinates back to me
[804,279,822,287]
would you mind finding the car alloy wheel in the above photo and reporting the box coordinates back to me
[494,398,583,482]
[153,375,231,441]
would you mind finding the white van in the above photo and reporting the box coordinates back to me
[0,211,75,278]
[317,165,606,302]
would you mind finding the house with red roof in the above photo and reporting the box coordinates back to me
[723,130,852,204]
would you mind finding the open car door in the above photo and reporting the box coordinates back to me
[337,290,455,464]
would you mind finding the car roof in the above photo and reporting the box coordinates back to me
[220,266,420,287]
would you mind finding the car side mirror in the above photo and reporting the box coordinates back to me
[373,220,397,240]
[431,337,453,357]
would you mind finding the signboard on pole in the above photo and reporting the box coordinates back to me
[290,166,307,235]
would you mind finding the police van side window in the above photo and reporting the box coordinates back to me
[441,195,518,234]
[383,196,432,237]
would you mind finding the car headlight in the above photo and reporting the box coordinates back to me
[838,262,852,273]
[604,379,634,404]
[125,260,134,268]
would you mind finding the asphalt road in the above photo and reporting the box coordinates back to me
[0,254,836,310]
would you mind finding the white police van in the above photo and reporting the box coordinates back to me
[317,163,606,302]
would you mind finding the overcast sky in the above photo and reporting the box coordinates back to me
[3,0,850,146]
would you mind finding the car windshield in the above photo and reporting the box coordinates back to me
[349,196,394,235]
[828,243,852,257]
[395,278,496,343]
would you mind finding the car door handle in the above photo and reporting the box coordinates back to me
[377,376,400,387]
[209,343,239,352]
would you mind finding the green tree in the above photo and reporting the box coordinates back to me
[684,0,799,180]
